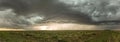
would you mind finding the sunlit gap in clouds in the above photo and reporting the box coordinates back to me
[27,23,120,30]
[30,23,99,30]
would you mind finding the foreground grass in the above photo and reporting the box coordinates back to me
[0,30,119,42]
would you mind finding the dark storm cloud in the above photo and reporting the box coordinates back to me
[0,0,120,30]
[0,0,93,29]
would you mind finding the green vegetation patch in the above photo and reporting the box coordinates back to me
[0,30,119,42]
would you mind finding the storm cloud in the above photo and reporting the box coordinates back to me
[0,0,119,30]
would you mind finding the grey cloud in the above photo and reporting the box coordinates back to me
[0,0,119,30]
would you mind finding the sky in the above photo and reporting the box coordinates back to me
[0,0,119,30]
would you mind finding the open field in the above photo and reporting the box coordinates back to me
[0,30,120,42]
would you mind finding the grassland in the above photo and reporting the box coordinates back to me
[0,30,119,42]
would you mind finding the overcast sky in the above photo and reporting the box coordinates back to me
[0,0,119,30]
